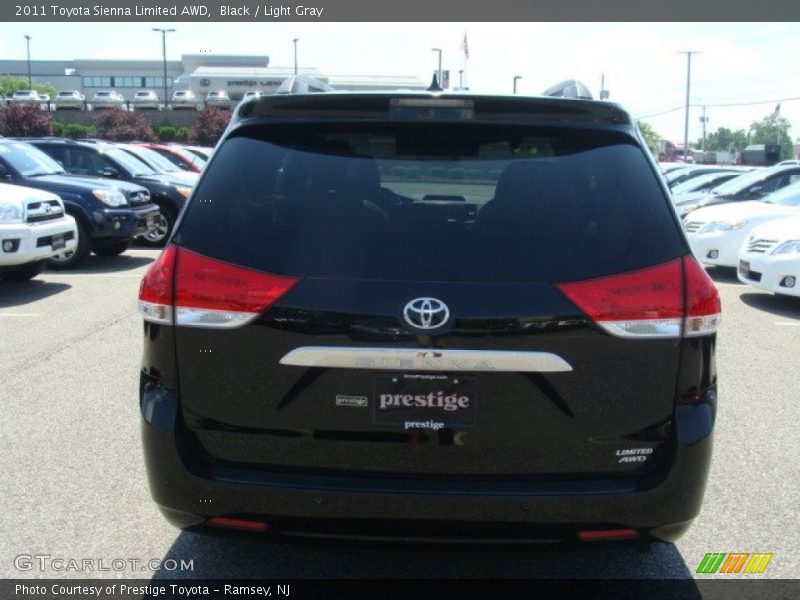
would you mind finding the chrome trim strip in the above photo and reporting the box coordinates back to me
[280,347,572,372]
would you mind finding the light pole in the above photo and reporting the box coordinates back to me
[513,76,522,94]
[152,28,175,110]
[293,38,298,75]
[458,69,463,90]
[699,105,709,152]
[431,48,442,87]
[24,35,32,90]
[679,50,701,161]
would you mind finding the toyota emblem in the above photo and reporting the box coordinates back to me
[403,297,450,330]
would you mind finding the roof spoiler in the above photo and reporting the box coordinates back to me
[275,75,335,95]
[542,80,593,100]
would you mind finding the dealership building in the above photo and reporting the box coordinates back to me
[0,54,427,101]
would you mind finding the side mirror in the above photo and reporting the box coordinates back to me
[749,186,764,198]
[101,167,120,179]
[0,164,10,180]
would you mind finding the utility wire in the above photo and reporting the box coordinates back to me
[636,95,800,120]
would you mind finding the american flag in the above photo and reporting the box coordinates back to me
[460,33,469,59]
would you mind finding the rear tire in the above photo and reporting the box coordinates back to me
[93,239,133,257]
[47,219,91,270]
[139,207,175,247]
[0,260,46,282]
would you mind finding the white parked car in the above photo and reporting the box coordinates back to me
[684,182,800,267]
[738,215,800,297]
[204,90,231,109]
[54,90,85,110]
[170,90,199,110]
[0,183,77,281]
[8,90,41,106]
[131,90,160,110]
[91,90,127,110]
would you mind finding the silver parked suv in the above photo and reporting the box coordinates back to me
[204,90,231,109]
[170,90,199,110]
[54,91,85,110]
[131,90,160,110]
[91,90,127,110]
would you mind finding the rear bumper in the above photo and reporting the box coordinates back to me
[141,380,715,543]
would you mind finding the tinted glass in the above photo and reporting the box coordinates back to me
[122,146,179,172]
[102,147,157,176]
[763,181,800,206]
[178,123,684,282]
[0,142,65,176]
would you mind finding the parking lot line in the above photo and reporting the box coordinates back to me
[774,322,800,327]
[0,313,40,318]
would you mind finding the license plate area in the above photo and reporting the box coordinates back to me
[373,373,477,430]
[51,233,65,250]
[739,260,750,277]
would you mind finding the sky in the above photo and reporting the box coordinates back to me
[1,21,799,143]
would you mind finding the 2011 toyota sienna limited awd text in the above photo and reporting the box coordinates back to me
[138,91,721,544]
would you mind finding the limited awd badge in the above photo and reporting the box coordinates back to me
[403,297,450,330]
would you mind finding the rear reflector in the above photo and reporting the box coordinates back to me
[555,256,720,339]
[578,528,639,542]
[138,245,178,325]
[138,245,299,328]
[682,255,722,337]
[207,517,269,532]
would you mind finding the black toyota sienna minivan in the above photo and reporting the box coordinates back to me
[139,92,720,543]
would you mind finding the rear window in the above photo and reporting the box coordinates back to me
[177,122,684,282]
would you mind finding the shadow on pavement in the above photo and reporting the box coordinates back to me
[740,292,800,319]
[0,280,71,307]
[154,531,698,586]
[45,254,155,274]
[705,266,740,285]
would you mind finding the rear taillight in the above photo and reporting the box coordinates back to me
[555,256,720,339]
[138,245,299,329]
[138,244,177,325]
[682,255,722,336]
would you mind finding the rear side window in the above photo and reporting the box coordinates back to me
[177,122,684,282]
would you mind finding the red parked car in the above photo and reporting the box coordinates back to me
[137,143,207,173]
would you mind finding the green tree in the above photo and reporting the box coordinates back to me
[700,127,749,153]
[749,114,793,160]
[636,121,661,155]
[0,75,57,99]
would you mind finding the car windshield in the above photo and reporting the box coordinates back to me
[171,147,206,168]
[710,169,774,195]
[58,92,76,97]
[124,146,181,172]
[671,173,734,194]
[762,181,800,206]
[102,146,157,176]
[0,142,66,176]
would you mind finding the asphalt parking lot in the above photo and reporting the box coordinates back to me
[1,248,798,582]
